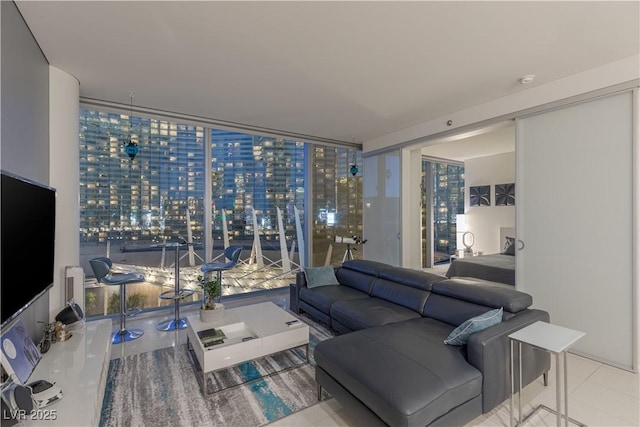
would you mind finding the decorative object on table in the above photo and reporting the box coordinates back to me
[470,185,491,206]
[27,379,63,408]
[200,246,242,322]
[455,214,469,256]
[54,321,73,342]
[495,183,515,206]
[0,319,41,384]
[37,321,56,354]
[197,274,224,323]
[54,299,85,325]
[196,328,227,347]
[462,231,475,255]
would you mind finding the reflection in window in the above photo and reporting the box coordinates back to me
[422,160,465,266]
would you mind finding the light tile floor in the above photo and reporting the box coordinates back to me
[108,290,639,427]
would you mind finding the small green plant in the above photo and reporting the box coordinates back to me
[197,274,221,310]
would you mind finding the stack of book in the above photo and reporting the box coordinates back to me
[197,328,227,347]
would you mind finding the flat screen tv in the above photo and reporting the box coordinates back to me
[1,171,56,327]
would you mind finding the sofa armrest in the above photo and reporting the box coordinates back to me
[467,309,551,412]
[295,270,308,290]
[289,271,308,314]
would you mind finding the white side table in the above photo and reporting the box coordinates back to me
[509,321,585,427]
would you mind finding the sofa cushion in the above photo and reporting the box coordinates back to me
[369,278,431,313]
[340,259,390,276]
[432,279,532,313]
[315,318,482,426]
[303,266,340,288]
[299,284,369,315]
[444,308,503,346]
[335,268,378,294]
[378,267,446,291]
[330,297,421,331]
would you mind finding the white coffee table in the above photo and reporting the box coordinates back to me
[186,301,309,394]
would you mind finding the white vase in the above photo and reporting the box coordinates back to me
[199,304,225,323]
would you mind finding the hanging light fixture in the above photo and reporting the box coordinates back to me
[350,145,359,176]
[124,93,139,161]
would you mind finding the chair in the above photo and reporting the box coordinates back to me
[200,247,242,299]
[89,257,145,344]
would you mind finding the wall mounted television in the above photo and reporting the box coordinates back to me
[1,171,56,328]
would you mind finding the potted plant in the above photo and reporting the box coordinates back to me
[197,274,224,322]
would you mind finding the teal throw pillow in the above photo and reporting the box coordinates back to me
[304,266,340,289]
[444,307,503,346]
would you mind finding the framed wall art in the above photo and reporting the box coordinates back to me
[495,183,515,206]
[469,185,490,206]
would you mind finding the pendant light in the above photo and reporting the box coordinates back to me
[124,93,139,161]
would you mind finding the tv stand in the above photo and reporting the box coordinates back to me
[21,319,112,426]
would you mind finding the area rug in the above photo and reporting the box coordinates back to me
[99,314,334,427]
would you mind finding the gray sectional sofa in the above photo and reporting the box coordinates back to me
[289,260,550,427]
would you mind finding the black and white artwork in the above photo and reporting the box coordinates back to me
[470,185,490,206]
[495,183,515,206]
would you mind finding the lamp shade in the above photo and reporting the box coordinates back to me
[456,214,467,232]
[456,214,467,255]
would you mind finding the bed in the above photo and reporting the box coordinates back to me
[445,227,516,286]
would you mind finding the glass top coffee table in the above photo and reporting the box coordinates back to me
[186,301,310,394]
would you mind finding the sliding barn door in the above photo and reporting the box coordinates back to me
[516,91,636,369]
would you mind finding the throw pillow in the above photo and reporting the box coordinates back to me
[304,266,340,289]
[444,307,503,346]
[503,236,516,256]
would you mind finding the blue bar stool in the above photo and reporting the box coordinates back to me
[156,242,195,331]
[200,247,242,299]
[89,257,145,344]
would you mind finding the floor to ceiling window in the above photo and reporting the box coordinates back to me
[310,146,363,266]
[210,130,305,244]
[79,107,361,318]
[80,109,206,317]
[422,159,464,267]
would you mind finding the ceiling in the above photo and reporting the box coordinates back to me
[16,1,640,145]
[422,125,515,162]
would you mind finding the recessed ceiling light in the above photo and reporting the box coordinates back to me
[519,75,535,84]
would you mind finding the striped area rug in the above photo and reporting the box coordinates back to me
[99,315,334,427]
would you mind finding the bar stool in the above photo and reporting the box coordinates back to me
[89,257,145,344]
[201,247,242,297]
[156,242,195,331]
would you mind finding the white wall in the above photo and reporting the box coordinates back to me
[464,152,515,255]
[0,1,50,183]
[1,1,50,340]
[365,54,640,153]
[49,67,80,319]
